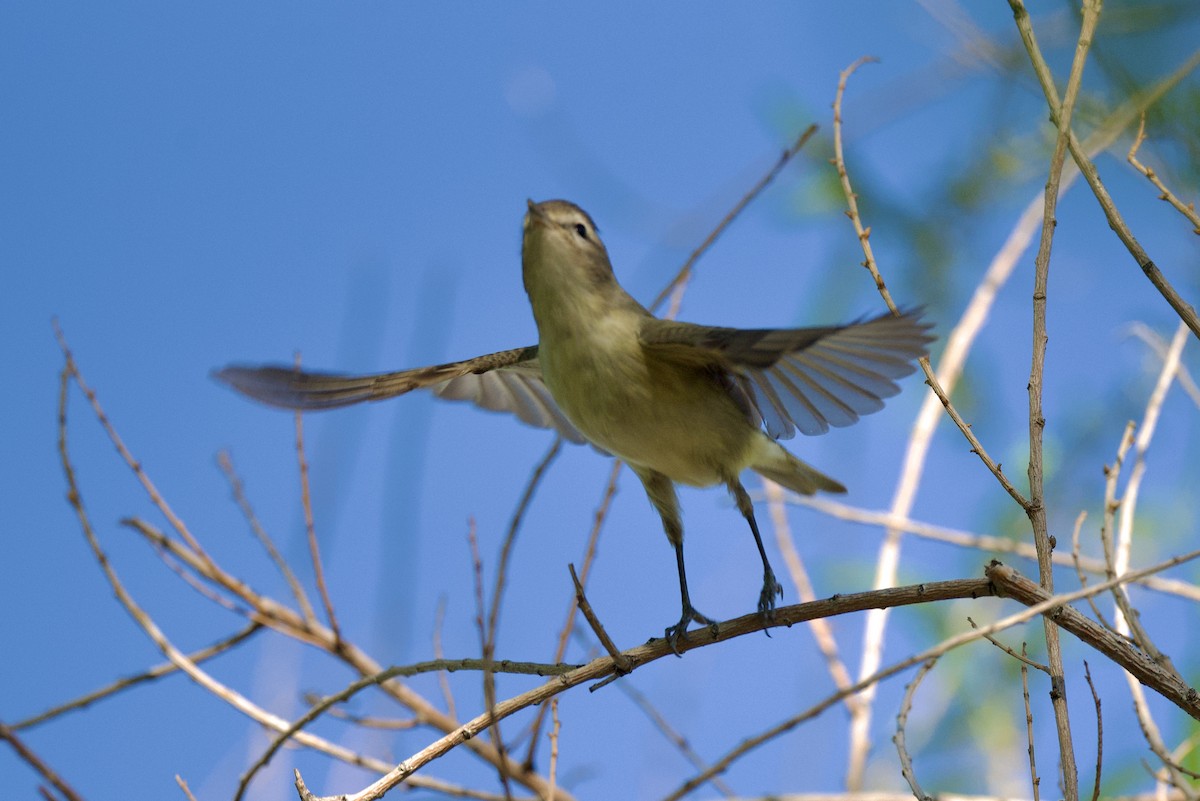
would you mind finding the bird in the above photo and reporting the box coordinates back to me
[216,199,933,653]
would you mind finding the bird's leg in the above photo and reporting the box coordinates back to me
[635,468,717,655]
[728,477,782,622]
[668,538,718,652]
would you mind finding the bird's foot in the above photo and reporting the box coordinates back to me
[664,605,719,656]
[757,570,783,635]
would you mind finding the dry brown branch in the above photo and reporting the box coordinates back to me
[1127,115,1200,235]
[661,554,1200,801]
[308,578,996,801]
[986,563,1200,719]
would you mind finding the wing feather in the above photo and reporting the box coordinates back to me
[640,309,933,439]
[215,345,589,443]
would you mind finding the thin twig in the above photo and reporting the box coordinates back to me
[237,656,575,801]
[175,774,200,801]
[433,595,458,722]
[1127,324,1200,409]
[293,355,340,642]
[1012,10,1200,340]
[1083,662,1103,801]
[12,623,261,731]
[828,47,1051,788]
[967,617,1049,674]
[1114,321,1188,665]
[894,658,937,801]
[0,721,86,801]
[614,680,737,798]
[779,493,1200,603]
[487,437,563,671]
[60,351,572,800]
[568,564,631,675]
[58,367,426,788]
[1022,644,1040,801]
[547,699,561,801]
[218,450,316,623]
[53,321,212,560]
[469,520,515,801]
[1112,321,1192,792]
[1010,3,1104,796]
[1127,115,1200,235]
[524,459,621,769]
[648,125,819,314]
[1069,511,1114,631]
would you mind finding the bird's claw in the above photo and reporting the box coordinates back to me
[757,571,783,636]
[664,605,718,656]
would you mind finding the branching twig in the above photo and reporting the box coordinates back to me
[1127,115,1200,235]
[568,564,631,676]
[1010,9,1200,340]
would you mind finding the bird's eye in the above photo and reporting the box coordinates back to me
[574,223,589,240]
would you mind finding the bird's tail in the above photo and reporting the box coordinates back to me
[750,441,846,496]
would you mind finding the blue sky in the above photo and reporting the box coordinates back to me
[4,4,1200,800]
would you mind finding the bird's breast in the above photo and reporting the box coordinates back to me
[538,322,756,487]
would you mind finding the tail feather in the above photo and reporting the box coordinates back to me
[751,441,846,495]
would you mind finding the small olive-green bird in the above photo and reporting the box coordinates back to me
[217,199,932,652]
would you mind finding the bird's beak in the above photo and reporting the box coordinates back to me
[525,199,547,229]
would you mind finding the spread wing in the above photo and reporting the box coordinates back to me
[214,346,589,444]
[640,309,933,439]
